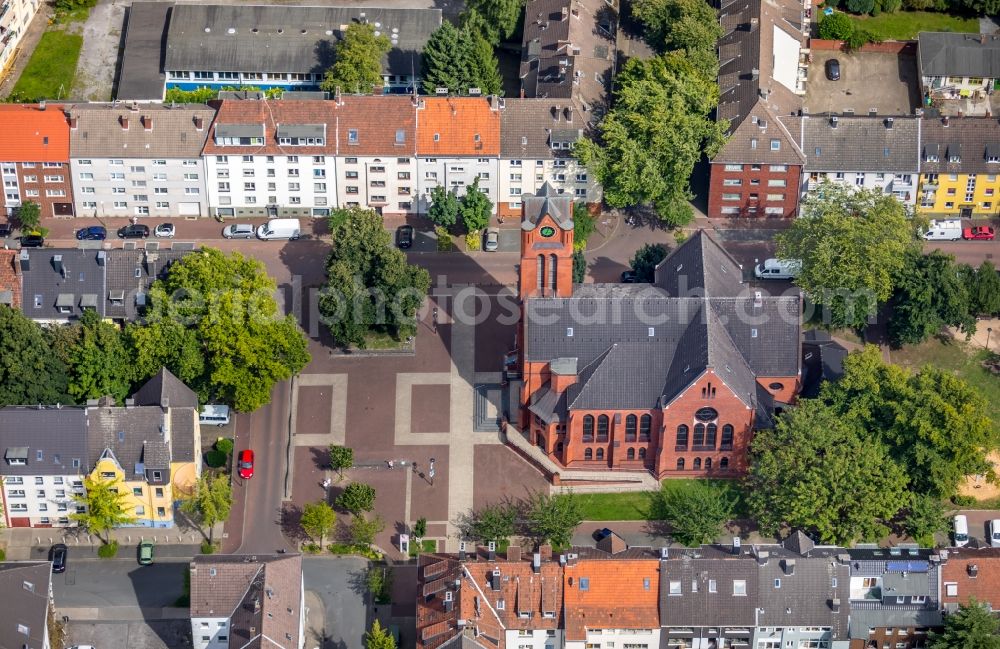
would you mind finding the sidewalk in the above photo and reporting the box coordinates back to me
[0,522,223,560]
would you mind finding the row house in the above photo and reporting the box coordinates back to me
[918,116,1000,218]
[939,547,1000,612]
[67,103,214,217]
[0,561,53,649]
[517,187,801,479]
[0,368,201,528]
[0,104,74,219]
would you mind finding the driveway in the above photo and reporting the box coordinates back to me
[73,0,126,100]
[303,556,371,649]
[66,620,191,649]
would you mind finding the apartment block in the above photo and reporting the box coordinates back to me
[0,104,73,218]
[0,0,41,83]
[67,103,214,217]
[917,116,1000,218]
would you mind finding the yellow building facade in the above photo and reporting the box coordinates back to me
[91,454,175,527]
[918,117,1000,218]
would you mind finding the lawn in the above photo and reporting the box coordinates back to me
[9,30,83,101]
[849,11,978,41]
[574,479,748,521]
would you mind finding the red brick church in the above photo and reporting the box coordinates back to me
[514,185,802,478]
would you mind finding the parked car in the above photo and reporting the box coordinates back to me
[755,258,802,280]
[396,224,414,249]
[954,514,970,547]
[75,226,107,241]
[0,222,13,238]
[825,58,841,81]
[621,270,637,283]
[223,224,255,239]
[19,234,44,248]
[138,541,154,565]
[118,224,149,239]
[484,227,500,252]
[963,225,995,240]
[237,449,255,479]
[49,543,67,573]
[991,519,1000,548]
[154,223,176,238]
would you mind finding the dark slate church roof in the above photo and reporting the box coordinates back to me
[523,230,801,415]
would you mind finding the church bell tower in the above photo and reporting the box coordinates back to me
[518,183,575,300]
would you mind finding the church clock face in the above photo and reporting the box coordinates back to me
[539,226,556,238]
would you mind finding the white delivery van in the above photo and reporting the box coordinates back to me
[199,404,231,427]
[257,218,301,241]
[953,514,970,547]
[923,219,962,241]
[754,258,802,280]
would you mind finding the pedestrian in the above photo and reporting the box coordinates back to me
[387,460,395,469]
[321,478,331,489]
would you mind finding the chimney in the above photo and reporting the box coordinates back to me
[96,250,106,266]
[52,254,63,276]
[142,115,153,131]
[507,545,521,562]
[120,115,129,130]
[756,549,770,566]
[193,115,204,130]
[490,568,501,591]
[660,547,669,559]
[751,68,759,80]
[563,106,573,122]
[551,105,560,121]
[561,6,568,20]
[19,250,28,272]
[459,541,467,561]
[532,553,541,574]
[782,558,796,575]
[830,115,838,128]
[488,541,496,561]
[831,598,841,612]
[69,115,78,129]
[885,117,894,129]
[539,544,552,561]
[732,536,741,555]
[444,590,454,612]
[943,115,950,127]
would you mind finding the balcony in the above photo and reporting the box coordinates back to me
[0,4,11,25]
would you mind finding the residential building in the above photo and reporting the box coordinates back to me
[708,0,807,218]
[519,0,618,117]
[846,547,942,649]
[786,114,921,208]
[117,2,441,101]
[202,99,338,218]
[917,116,1000,218]
[939,547,1000,611]
[0,561,53,649]
[0,249,21,308]
[516,186,800,478]
[85,369,201,528]
[67,103,214,218]
[18,248,107,323]
[0,104,74,218]
[415,97,501,214]
[0,407,88,528]
[105,247,192,321]
[498,98,599,220]
[0,0,41,85]
[918,32,1000,99]
[190,553,305,649]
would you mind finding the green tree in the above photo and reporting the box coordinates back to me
[321,23,391,95]
[929,599,1000,649]
[572,203,597,251]
[0,305,70,406]
[70,476,137,543]
[818,12,855,40]
[576,54,726,226]
[969,261,1000,316]
[67,310,133,404]
[365,620,397,649]
[180,473,233,544]
[572,250,587,284]
[463,21,504,96]
[420,19,502,96]
[300,500,336,546]
[650,480,735,546]
[336,482,376,514]
[903,494,948,546]
[462,0,523,44]
[146,248,310,412]
[350,513,386,547]
[745,398,910,545]
[460,177,493,233]
[632,0,724,55]
[776,184,917,329]
[413,516,428,539]
[631,243,669,282]
[889,251,976,346]
[124,320,206,389]
[15,200,41,233]
[328,445,354,479]
[366,565,394,604]
[460,502,517,543]
[427,185,461,230]
[824,346,998,498]
[524,492,582,548]
[319,207,431,348]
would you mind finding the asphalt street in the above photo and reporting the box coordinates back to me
[303,556,371,649]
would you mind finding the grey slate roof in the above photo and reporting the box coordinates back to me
[920,116,1000,175]
[132,368,199,408]
[164,4,442,77]
[522,183,573,231]
[0,407,88,476]
[88,405,173,483]
[653,230,745,298]
[785,115,921,173]
[105,247,191,320]
[500,99,581,159]
[116,2,171,100]
[713,102,806,166]
[756,554,850,634]
[801,330,847,398]
[0,562,52,649]
[660,554,760,626]
[918,32,1000,78]
[848,609,942,638]
[68,103,216,158]
[20,249,107,321]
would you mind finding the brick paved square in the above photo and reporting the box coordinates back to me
[410,385,451,433]
[295,386,331,436]
[473,445,551,508]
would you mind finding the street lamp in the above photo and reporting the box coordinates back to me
[988,327,993,352]
[429,457,436,486]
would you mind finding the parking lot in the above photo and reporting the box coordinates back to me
[805,49,920,116]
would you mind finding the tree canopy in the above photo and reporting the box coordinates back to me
[630,243,669,282]
[180,473,233,543]
[318,206,431,348]
[15,200,41,233]
[365,620,397,649]
[650,480,735,546]
[145,248,310,411]
[775,184,918,329]
[421,18,502,96]
[524,491,582,548]
[336,482,376,514]
[71,476,137,543]
[460,177,493,232]
[969,261,1000,316]
[928,599,1000,649]
[462,1,523,44]
[321,23,391,95]
[0,305,70,407]
[300,500,336,545]
[459,502,517,543]
[67,310,133,404]
[428,186,460,230]
[889,250,976,347]
[632,0,724,54]
[328,445,354,478]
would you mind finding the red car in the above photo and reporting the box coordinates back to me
[237,449,254,479]
[963,226,996,240]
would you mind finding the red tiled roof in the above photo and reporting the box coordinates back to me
[941,548,1000,608]
[335,95,416,156]
[563,559,660,641]
[0,104,70,162]
[0,251,21,309]
[417,97,501,156]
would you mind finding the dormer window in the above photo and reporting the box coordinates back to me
[987,145,1000,163]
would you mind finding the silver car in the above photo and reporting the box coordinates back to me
[484,227,500,252]
[223,224,255,239]
[154,223,175,238]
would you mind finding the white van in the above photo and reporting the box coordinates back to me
[257,218,301,241]
[754,258,802,280]
[199,404,231,427]
[953,514,970,547]
[923,219,962,241]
